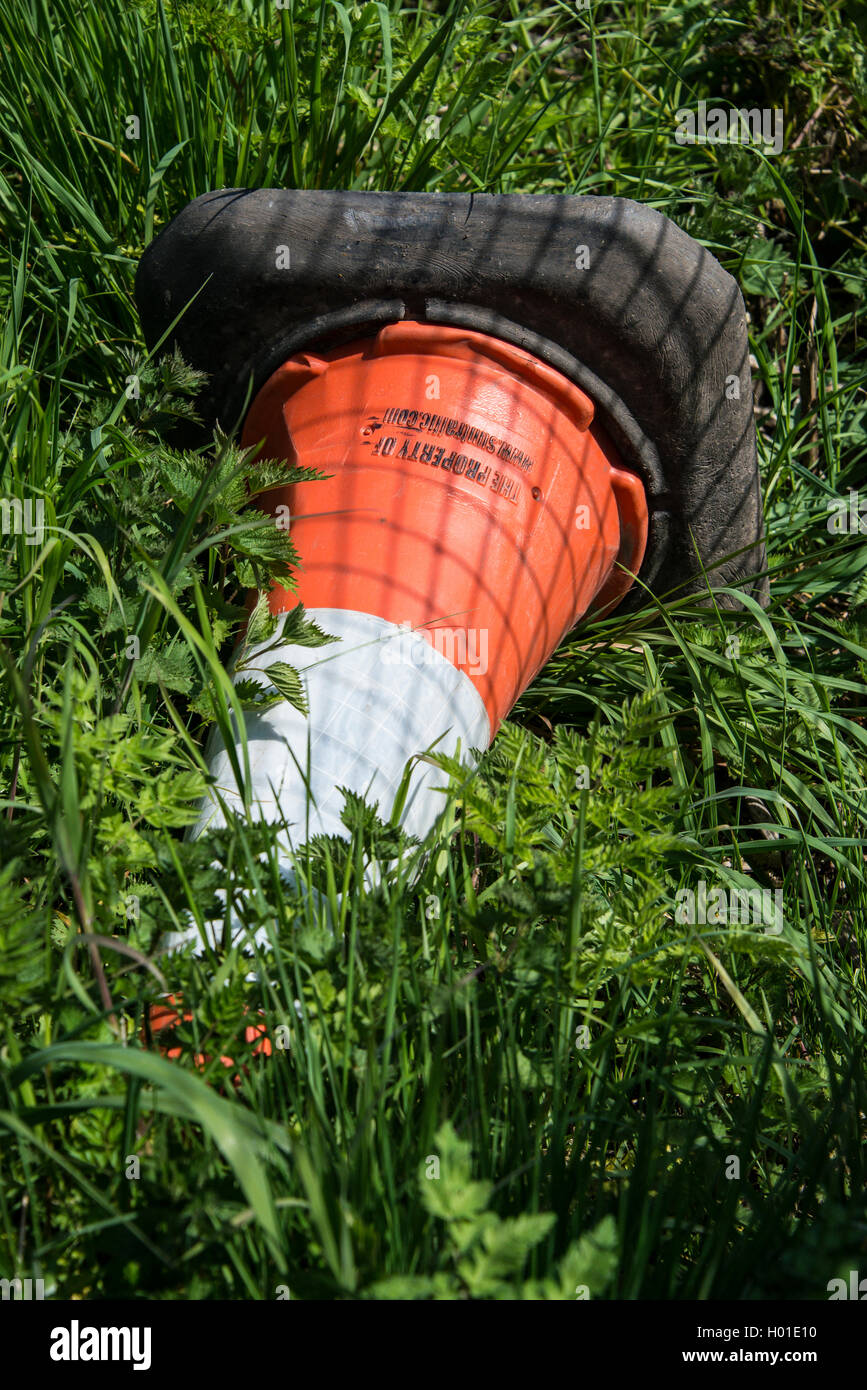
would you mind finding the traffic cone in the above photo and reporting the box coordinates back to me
[144,994,271,1082]
[180,321,647,915]
[135,189,769,957]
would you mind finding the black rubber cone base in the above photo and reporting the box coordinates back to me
[135,189,768,608]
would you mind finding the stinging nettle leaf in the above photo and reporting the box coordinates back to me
[278,603,339,649]
[266,662,308,716]
[245,591,280,649]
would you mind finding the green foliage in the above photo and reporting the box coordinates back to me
[368,1122,618,1299]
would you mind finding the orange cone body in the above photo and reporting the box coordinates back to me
[242,322,647,734]
[145,996,271,1078]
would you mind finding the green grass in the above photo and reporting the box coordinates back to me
[1,0,866,1299]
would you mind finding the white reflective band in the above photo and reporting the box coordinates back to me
[164,609,490,955]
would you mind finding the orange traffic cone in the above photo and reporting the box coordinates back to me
[175,320,646,932]
[144,993,271,1081]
